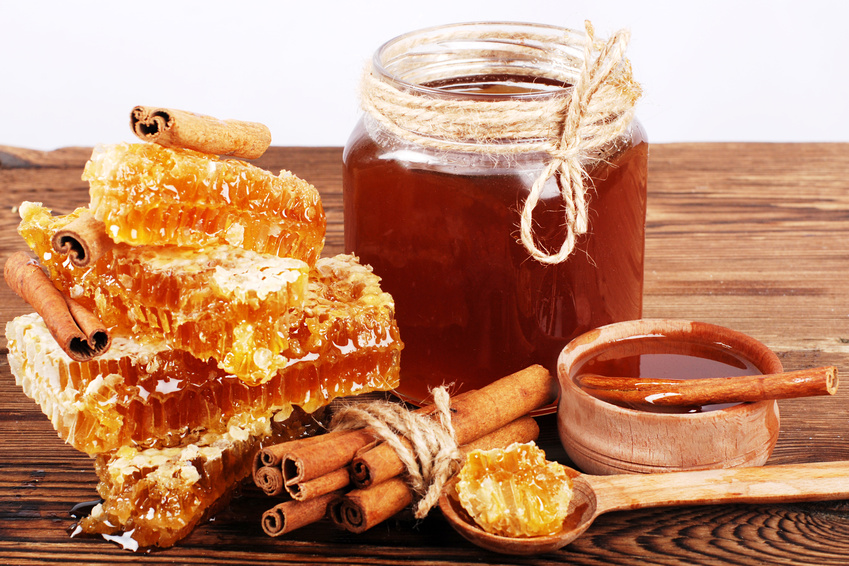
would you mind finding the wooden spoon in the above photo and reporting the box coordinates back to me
[438,460,849,555]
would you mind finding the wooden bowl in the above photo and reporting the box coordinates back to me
[557,319,782,475]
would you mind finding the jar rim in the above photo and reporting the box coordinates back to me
[372,21,584,100]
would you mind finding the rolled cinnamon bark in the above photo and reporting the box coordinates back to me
[50,210,112,267]
[286,467,351,502]
[4,251,110,360]
[575,366,838,409]
[261,491,342,537]
[254,430,351,496]
[254,465,286,498]
[458,416,539,453]
[350,365,555,487]
[283,416,539,504]
[328,477,411,534]
[282,428,376,486]
[130,106,272,159]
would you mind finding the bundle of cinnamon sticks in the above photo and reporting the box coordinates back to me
[253,364,558,536]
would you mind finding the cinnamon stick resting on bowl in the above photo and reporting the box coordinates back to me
[575,366,838,410]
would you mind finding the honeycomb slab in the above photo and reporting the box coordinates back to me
[84,142,325,264]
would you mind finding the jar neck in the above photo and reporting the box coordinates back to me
[372,22,584,102]
[361,21,642,265]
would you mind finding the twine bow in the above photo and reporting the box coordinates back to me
[329,386,462,518]
[360,21,641,264]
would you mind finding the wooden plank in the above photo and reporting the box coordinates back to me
[1,143,848,564]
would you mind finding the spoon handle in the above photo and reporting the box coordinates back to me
[587,460,849,515]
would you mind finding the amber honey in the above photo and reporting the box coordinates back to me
[344,105,647,404]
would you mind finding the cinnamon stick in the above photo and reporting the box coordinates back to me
[328,477,411,534]
[281,428,376,487]
[286,468,351,502]
[261,490,342,537]
[458,416,539,453]
[50,210,112,267]
[256,367,552,536]
[327,415,540,534]
[130,106,272,159]
[253,430,351,496]
[575,366,838,409]
[4,251,110,360]
[349,364,555,487]
[254,465,286,498]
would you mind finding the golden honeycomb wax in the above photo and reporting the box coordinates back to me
[84,142,325,265]
[456,442,573,537]
[19,204,402,385]
[6,312,400,454]
[76,415,311,549]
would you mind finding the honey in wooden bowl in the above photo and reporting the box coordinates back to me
[573,337,763,413]
[557,319,782,475]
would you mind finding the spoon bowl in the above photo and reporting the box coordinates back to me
[439,468,596,555]
[438,460,849,555]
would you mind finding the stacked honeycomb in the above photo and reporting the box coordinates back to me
[6,141,403,548]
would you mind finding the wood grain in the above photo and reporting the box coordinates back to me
[2,143,849,565]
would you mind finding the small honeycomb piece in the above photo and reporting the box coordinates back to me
[6,312,400,454]
[76,414,310,549]
[456,442,573,538]
[17,204,402,386]
[84,142,326,265]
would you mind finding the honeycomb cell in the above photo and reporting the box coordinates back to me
[456,442,573,537]
[17,203,401,386]
[76,414,312,548]
[84,142,325,265]
[6,312,400,454]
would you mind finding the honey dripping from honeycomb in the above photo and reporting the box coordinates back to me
[76,414,312,549]
[83,142,326,265]
[17,204,401,386]
[456,442,574,537]
[6,312,400,454]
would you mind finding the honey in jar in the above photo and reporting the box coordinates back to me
[343,22,647,405]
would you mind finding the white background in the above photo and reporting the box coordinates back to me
[1,0,847,150]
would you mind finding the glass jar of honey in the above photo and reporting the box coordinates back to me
[343,22,648,405]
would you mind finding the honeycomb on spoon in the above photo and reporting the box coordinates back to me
[456,442,574,538]
[84,142,326,265]
[18,204,402,386]
[6,312,401,454]
[75,414,311,549]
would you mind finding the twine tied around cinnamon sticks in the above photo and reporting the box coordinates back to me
[360,21,642,264]
[254,365,555,536]
[329,386,462,519]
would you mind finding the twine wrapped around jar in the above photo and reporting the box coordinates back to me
[360,21,642,264]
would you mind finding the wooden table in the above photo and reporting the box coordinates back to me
[2,143,848,565]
